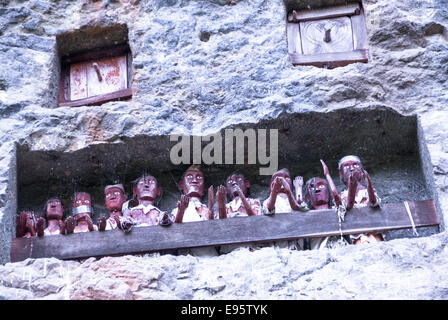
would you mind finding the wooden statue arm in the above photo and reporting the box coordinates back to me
[320,159,343,207]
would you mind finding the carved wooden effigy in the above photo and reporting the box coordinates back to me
[11,200,439,262]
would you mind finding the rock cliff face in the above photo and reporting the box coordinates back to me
[2,233,448,300]
[0,0,447,299]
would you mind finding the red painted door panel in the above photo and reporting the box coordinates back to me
[70,55,127,101]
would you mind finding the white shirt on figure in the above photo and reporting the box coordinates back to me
[226,197,261,217]
[44,228,61,236]
[340,188,381,208]
[171,197,207,222]
[171,197,218,257]
[262,193,292,214]
[105,217,118,230]
[126,203,166,227]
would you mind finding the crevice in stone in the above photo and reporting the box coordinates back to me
[289,255,334,282]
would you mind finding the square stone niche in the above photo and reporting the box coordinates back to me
[286,1,368,68]
[57,24,133,108]
[13,108,442,247]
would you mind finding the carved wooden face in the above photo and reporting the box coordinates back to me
[339,160,363,185]
[46,198,64,220]
[72,193,93,221]
[226,174,250,199]
[179,169,204,198]
[305,178,329,208]
[105,187,127,211]
[134,176,160,202]
[73,193,92,209]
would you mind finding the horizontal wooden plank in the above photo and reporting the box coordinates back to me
[288,3,360,23]
[290,49,368,68]
[10,200,439,261]
[10,200,439,262]
[58,88,133,108]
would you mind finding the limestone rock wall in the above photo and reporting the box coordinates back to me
[1,233,448,300]
[0,0,448,299]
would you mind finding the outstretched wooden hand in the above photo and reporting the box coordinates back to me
[272,176,284,196]
[64,216,75,234]
[216,185,227,219]
[208,186,215,220]
[85,215,95,232]
[320,159,342,207]
[116,216,135,232]
[97,216,107,231]
[16,211,30,237]
[320,159,330,176]
[293,176,304,203]
[346,173,359,210]
[363,169,379,207]
[175,195,189,223]
[36,217,46,237]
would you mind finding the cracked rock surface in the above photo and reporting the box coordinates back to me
[1,232,448,299]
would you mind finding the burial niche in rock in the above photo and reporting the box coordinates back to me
[286,1,368,68]
[57,24,133,107]
[9,108,441,261]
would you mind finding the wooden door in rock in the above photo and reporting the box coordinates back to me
[70,55,128,100]
[58,45,133,107]
[287,2,368,68]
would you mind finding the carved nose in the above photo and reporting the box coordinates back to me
[324,28,332,43]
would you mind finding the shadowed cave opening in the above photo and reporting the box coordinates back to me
[15,107,441,244]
